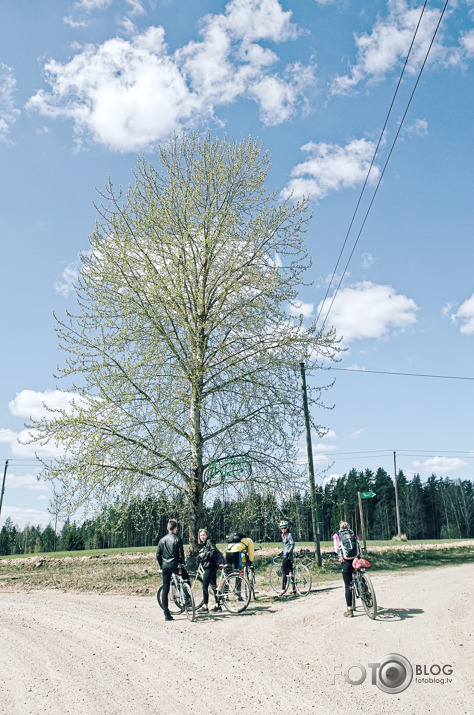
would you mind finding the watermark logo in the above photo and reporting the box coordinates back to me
[331,654,453,694]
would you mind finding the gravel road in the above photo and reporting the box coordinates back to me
[1,563,472,715]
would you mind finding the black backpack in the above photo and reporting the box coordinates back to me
[338,528,358,559]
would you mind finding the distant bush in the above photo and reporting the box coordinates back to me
[391,534,408,542]
[440,524,461,539]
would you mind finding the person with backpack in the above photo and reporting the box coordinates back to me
[278,520,296,596]
[197,528,225,614]
[333,521,361,618]
[224,531,255,572]
[156,518,189,622]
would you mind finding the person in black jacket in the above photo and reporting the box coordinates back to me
[198,528,224,614]
[156,519,188,621]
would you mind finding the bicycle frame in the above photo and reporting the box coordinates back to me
[350,565,377,620]
[269,552,312,596]
[190,562,251,613]
[157,568,196,621]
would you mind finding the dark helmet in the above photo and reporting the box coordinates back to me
[229,532,243,543]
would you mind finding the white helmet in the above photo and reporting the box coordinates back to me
[279,520,289,529]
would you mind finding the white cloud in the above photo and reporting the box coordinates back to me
[460,29,474,56]
[448,293,474,335]
[314,443,336,453]
[74,0,113,11]
[412,456,468,474]
[126,0,146,17]
[250,63,314,125]
[2,389,97,459]
[281,138,380,202]
[55,263,79,297]
[319,428,337,440]
[8,389,86,420]
[330,0,451,95]
[0,428,20,447]
[0,64,20,143]
[401,118,428,139]
[0,427,64,459]
[350,429,365,439]
[1,506,51,529]
[27,28,196,153]
[27,1,313,151]
[361,252,374,269]
[223,0,299,42]
[288,300,314,318]
[313,453,331,464]
[317,281,418,342]
[6,472,49,492]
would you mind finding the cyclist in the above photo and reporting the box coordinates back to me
[225,531,255,572]
[278,520,296,596]
[333,520,361,618]
[156,518,189,622]
[197,528,225,614]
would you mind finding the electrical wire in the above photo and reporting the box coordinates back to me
[322,366,474,381]
[318,0,450,333]
[315,0,429,330]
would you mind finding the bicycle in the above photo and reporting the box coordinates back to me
[189,562,251,614]
[231,545,258,601]
[245,545,263,600]
[269,550,312,596]
[350,558,377,620]
[157,567,196,622]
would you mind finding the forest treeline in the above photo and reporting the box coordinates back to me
[1,468,473,556]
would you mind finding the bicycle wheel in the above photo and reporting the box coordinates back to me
[190,573,204,610]
[269,564,285,594]
[294,563,311,596]
[182,582,196,622]
[359,573,377,620]
[157,583,183,615]
[221,573,251,613]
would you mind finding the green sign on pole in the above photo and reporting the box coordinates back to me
[360,492,376,498]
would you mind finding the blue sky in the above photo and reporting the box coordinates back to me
[1,0,474,530]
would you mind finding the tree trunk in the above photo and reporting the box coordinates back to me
[188,381,204,553]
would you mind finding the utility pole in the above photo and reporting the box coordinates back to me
[357,491,367,551]
[0,460,9,521]
[299,362,322,566]
[393,450,401,537]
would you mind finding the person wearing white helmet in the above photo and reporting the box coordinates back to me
[278,520,296,596]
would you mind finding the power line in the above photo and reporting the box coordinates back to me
[319,0,450,332]
[322,366,474,381]
[315,0,429,330]
[323,450,474,458]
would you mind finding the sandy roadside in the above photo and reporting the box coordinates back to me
[0,563,472,715]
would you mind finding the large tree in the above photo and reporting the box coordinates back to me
[27,132,340,551]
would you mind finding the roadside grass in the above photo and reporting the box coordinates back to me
[1,540,473,596]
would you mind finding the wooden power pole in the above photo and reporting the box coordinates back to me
[300,362,322,566]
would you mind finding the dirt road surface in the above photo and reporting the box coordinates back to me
[1,564,472,715]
